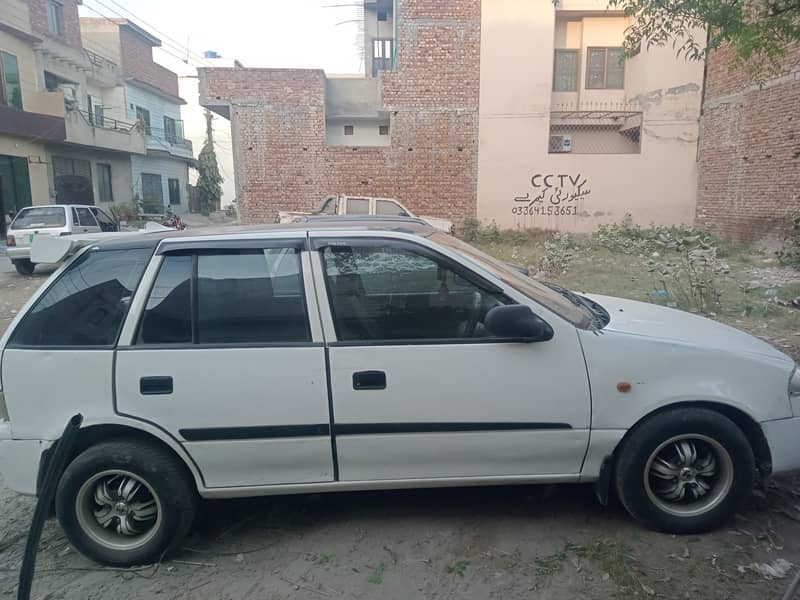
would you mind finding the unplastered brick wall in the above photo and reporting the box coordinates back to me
[696,43,800,241]
[199,0,481,226]
[26,0,82,49]
[119,27,180,99]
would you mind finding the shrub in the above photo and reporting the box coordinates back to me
[109,202,137,223]
[776,215,800,267]
[595,214,715,256]
[538,232,576,276]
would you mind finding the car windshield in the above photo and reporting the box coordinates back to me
[11,206,67,229]
[430,231,593,328]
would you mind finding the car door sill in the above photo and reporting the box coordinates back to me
[199,473,581,499]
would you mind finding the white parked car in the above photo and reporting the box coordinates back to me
[0,218,798,567]
[5,204,119,275]
[277,194,455,233]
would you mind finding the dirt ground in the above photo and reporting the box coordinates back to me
[1,255,800,599]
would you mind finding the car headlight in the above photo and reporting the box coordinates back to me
[789,367,800,416]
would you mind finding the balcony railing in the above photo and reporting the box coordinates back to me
[84,48,118,70]
[146,127,194,153]
[77,109,136,132]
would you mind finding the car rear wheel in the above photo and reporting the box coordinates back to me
[614,407,754,534]
[56,439,197,566]
[13,259,35,275]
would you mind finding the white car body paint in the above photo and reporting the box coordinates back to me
[0,222,798,505]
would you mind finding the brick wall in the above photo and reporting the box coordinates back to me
[696,44,800,241]
[199,0,481,225]
[119,27,180,99]
[26,0,82,49]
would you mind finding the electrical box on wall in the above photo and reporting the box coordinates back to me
[548,135,573,153]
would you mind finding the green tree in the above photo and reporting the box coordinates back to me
[557,0,800,75]
[196,142,223,215]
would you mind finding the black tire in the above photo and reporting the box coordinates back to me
[614,407,754,534]
[56,439,197,566]
[14,259,35,275]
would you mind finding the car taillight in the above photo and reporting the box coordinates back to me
[5,235,14,247]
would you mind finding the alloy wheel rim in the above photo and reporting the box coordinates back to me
[643,434,734,517]
[75,469,162,551]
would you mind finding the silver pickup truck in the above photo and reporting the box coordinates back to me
[277,195,454,233]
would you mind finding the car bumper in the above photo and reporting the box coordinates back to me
[6,246,31,261]
[762,417,800,474]
[0,428,51,496]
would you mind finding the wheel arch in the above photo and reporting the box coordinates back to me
[39,422,204,495]
[614,401,772,478]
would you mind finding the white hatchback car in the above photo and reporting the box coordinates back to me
[0,218,799,567]
[5,204,119,275]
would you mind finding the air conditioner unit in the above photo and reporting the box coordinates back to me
[549,134,573,153]
[59,84,79,109]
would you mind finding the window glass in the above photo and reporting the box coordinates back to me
[97,163,113,203]
[91,207,116,232]
[375,200,404,216]
[197,249,309,344]
[553,50,578,92]
[11,248,150,346]
[347,198,370,215]
[46,0,63,36]
[138,254,192,344]
[1,52,22,110]
[322,244,510,341]
[10,206,66,229]
[586,48,607,89]
[75,207,98,227]
[605,48,625,89]
[168,178,181,205]
[320,197,338,214]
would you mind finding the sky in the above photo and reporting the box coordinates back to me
[78,0,364,205]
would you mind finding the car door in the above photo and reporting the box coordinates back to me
[73,206,101,233]
[90,207,119,232]
[310,234,591,482]
[115,238,334,488]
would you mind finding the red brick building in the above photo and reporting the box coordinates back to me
[696,44,800,241]
[199,0,480,225]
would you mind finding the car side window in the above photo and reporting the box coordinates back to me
[137,247,310,345]
[346,198,370,215]
[321,243,511,342]
[75,207,98,228]
[320,197,338,214]
[91,208,117,232]
[10,248,151,347]
[375,200,406,217]
[138,254,192,344]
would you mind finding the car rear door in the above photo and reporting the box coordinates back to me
[73,207,101,234]
[310,233,591,482]
[115,237,334,488]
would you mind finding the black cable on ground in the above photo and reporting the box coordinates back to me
[17,414,83,600]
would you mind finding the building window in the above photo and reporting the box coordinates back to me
[553,49,579,92]
[344,125,354,136]
[164,116,181,143]
[140,173,163,211]
[97,163,113,202]
[135,106,151,134]
[372,38,394,77]
[168,178,181,205]
[46,0,64,37]
[377,10,388,21]
[379,124,390,136]
[586,47,625,90]
[0,52,22,109]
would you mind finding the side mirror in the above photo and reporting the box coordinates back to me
[484,305,554,343]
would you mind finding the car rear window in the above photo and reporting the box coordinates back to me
[10,248,152,347]
[10,207,67,229]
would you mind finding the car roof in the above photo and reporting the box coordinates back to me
[92,216,438,252]
[19,204,99,209]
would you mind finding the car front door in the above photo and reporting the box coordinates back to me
[310,234,591,482]
[73,207,101,233]
[115,239,334,488]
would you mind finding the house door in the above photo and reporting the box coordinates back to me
[53,156,94,205]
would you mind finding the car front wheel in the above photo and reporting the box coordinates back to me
[614,407,754,534]
[13,259,35,275]
[56,439,197,566]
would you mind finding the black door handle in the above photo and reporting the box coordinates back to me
[353,371,386,390]
[140,376,173,395]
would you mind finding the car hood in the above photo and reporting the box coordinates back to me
[586,294,793,364]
